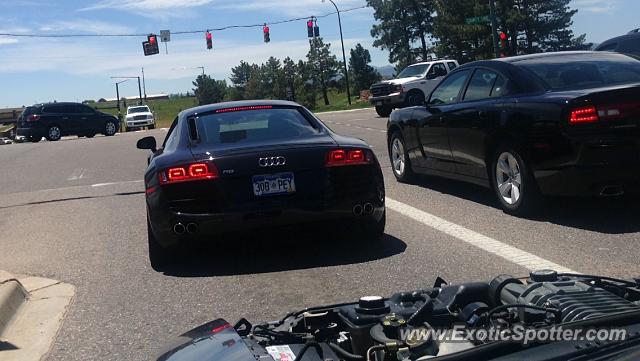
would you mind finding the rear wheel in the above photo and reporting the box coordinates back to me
[491,145,541,215]
[104,121,117,136]
[389,131,414,182]
[147,218,172,271]
[46,125,62,141]
[375,105,393,117]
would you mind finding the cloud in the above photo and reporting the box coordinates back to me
[572,0,619,14]
[0,38,19,46]
[39,20,136,34]
[81,0,214,11]
[215,0,366,15]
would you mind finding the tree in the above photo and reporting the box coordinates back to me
[262,56,286,99]
[192,75,227,106]
[349,43,381,94]
[432,0,589,61]
[229,61,258,100]
[368,0,437,70]
[307,37,340,106]
[283,57,298,101]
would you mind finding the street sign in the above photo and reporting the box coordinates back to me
[160,30,170,42]
[465,16,490,25]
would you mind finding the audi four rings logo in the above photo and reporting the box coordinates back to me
[259,156,286,167]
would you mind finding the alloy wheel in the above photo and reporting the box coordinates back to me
[391,137,406,177]
[495,151,522,205]
[48,126,61,141]
[105,122,116,136]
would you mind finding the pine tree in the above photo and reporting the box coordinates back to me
[349,43,381,94]
[192,75,227,106]
[306,38,340,106]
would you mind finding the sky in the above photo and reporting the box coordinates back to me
[0,0,638,107]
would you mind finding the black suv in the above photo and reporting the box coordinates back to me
[17,102,119,142]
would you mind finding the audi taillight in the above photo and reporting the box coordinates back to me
[326,149,374,167]
[27,114,40,122]
[159,162,218,185]
[569,106,599,124]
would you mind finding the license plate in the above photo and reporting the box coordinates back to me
[376,101,383,106]
[252,172,296,196]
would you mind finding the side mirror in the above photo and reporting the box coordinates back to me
[137,136,157,152]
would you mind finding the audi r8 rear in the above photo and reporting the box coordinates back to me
[137,100,385,270]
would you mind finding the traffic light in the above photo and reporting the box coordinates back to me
[307,19,314,38]
[499,32,507,57]
[263,25,270,43]
[142,34,159,56]
[205,31,212,50]
[314,24,320,38]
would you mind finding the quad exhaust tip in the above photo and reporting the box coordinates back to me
[363,203,374,215]
[353,204,363,216]
[173,223,186,235]
[186,223,199,235]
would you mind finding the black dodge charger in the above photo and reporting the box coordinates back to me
[138,100,385,269]
[388,51,640,215]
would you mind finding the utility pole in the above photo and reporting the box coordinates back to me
[110,76,144,106]
[324,0,352,105]
[489,0,500,59]
[142,67,147,103]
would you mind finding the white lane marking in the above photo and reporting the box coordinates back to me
[324,120,386,134]
[316,107,374,115]
[91,180,144,188]
[385,197,576,273]
[67,168,86,181]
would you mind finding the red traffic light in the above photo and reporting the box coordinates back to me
[148,35,157,44]
[499,32,507,41]
[205,31,212,50]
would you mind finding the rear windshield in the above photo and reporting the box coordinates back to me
[515,53,640,90]
[21,106,38,117]
[195,107,320,145]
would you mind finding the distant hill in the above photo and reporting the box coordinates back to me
[375,65,395,79]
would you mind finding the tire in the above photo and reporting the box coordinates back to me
[28,136,41,143]
[354,211,386,240]
[491,145,541,216]
[405,90,425,107]
[148,124,156,130]
[45,125,62,141]
[104,121,117,136]
[375,105,393,117]
[388,131,414,182]
[147,218,172,271]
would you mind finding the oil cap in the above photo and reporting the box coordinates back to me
[530,269,558,282]
[356,296,389,315]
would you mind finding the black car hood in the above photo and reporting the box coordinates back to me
[156,319,254,361]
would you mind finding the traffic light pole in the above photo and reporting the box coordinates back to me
[137,77,143,105]
[489,0,500,59]
[326,0,352,105]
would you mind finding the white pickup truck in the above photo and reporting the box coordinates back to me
[125,105,156,131]
[369,59,459,117]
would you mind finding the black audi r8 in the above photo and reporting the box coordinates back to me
[387,51,640,215]
[137,100,385,269]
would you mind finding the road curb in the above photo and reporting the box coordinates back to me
[0,270,75,361]
[0,272,27,336]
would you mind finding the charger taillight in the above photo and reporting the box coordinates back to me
[27,114,40,122]
[569,106,599,124]
[326,149,373,167]
[159,162,218,185]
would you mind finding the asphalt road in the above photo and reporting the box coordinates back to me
[0,107,639,360]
